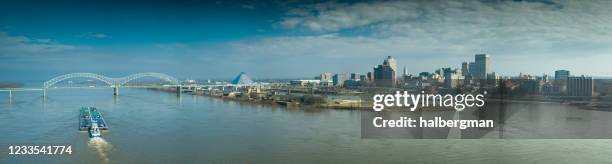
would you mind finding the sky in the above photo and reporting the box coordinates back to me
[2,0,612,81]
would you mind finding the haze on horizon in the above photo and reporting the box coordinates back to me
[2,0,612,81]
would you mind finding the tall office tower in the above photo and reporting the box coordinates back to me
[332,73,349,86]
[461,62,469,76]
[403,66,408,77]
[554,70,570,94]
[383,56,397,72]
[383,56,399,80]
[319,72,332,81]
[374,56,397,87]
[567,75,593,97]
[374,65,396,87]
[554,70,570,81]
[473,54,490,80]
[468,62,476,76]
[350,73,360,80]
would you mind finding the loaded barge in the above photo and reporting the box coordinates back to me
[79,107,109,134]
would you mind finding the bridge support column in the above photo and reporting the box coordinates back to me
[114,86,119,96]
[9,90,12,98]
[43,88,46,97]
[176,86,182,96]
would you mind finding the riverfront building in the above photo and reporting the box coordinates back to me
[554,70,570,94]
[555,70,570,81]
[319,72,332,81]
[333,73,349,86]
[567,75,594,97]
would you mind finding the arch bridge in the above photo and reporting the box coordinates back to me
[43,72,182,96]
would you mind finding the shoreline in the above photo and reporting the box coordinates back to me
[149,87,610,112]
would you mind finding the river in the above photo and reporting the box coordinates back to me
[1,88,612,163]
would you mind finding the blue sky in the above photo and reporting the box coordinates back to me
[2,0,612,81]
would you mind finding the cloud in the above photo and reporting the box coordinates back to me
[80,32,109,39]
[262,0,612,75]
[241,4,256,10]
[155,43,189,51]
[0,32,76,57]
[279,1,422,32]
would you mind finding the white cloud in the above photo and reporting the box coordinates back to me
[156,43,189,51]
[0,32,76,56]
[241,4,256,10]
[280,1,422,32]
[80,32,109,39]
[258,0,612,75]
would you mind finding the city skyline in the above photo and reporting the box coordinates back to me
[3,0,612,81]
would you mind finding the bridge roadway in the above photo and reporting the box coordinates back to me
[1,72,276,99]
[0,83,266,99]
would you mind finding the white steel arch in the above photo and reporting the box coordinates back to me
[44,72,181,89]
[44,73,114,89]
[117,72,180,86]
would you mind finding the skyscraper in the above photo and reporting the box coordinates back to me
[473,54,490,80]
[554,70,570,81]
[332,73,349,86]
[374,65,396,87]
[350,73,360,80]
[554,70,570,94]
[461,62,469,76]
[319,72,332,81]
[468,62,475,77]
[383,56,397,72]
[374,56,397,87]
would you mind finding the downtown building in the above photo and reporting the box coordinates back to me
[332,73,349,87]
[472,54,491,80]
[567,75,594,97]
[553,70,570,94]
[374,56,397,87]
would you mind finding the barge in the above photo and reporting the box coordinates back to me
[79,107,109,132]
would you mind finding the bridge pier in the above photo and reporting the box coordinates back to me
[176,86,182,96]
[113,87,119,96]
[8,90,12,98]
[43,88,46,97]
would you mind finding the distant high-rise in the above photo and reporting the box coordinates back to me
[403,66,408,77]
[383,56,397,72]
[442,68,461,88]
[554,70,570,94]
[473,54,490,80]
[374,56,397,87]
[350,73,360,80]
[319,72,332,81]
[332,73,349,86]
[468,62,475,77]
[461,62,469,76]
[374,65,396,87]
[567,75,593,97]
[554,70,570,81]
